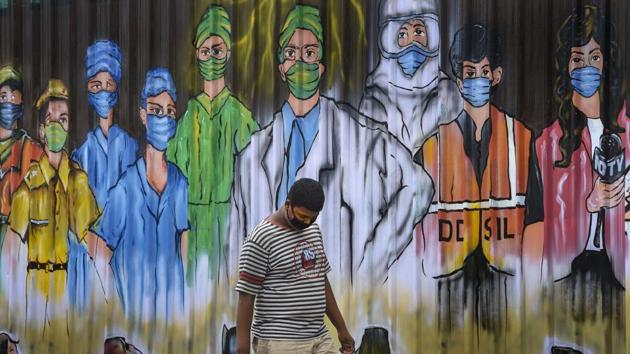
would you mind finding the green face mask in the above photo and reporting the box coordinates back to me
[45,121,67,153]
[198,57,226,81]
[286,61,320,100]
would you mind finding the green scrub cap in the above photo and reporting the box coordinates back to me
[194,5,232,49]
[277,5,324,63]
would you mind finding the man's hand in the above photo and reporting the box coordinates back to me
[236,292,255,354]
[338,328,355,353]
[324,276,354,353]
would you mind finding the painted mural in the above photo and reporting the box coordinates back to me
[0,0,629,353]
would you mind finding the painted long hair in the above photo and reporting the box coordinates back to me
[554,4,626,167]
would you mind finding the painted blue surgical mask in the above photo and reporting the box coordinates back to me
[571,66,601,98]
[0,103,23,130]
[88,90,119,118]
[146,114,176,151]
[462,77,491,107]
[395,45,433,77]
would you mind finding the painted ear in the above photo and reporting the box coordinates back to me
[491,66,503,87]
[456,78,464,92]
[139,108,147,126]
[278,64,287,82]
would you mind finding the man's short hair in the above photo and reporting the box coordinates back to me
[104,336,143,354]
[449,24,503,79]
[287,178,325,212]
[0,332,19,354]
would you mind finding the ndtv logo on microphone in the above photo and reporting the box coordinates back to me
[593,147,625,182]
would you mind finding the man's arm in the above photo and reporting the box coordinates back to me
[236,291,255,354]
[234,237,269,354]
[325,276,355,353]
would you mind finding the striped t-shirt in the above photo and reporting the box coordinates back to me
[235,220,332,340]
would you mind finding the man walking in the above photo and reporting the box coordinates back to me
[235,178,354,354]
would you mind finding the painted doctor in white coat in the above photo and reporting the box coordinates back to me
[230,5,421,291]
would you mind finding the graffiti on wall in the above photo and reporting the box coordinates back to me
[0,0,629,353]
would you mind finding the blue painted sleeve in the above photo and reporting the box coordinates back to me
[91,181,127,250]
[123,135,139,169]
[71,141,88,170]
[175,170,189,232]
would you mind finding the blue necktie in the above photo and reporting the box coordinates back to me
[277,120,306,206]
[288,120,306,189]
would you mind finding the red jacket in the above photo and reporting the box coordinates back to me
[536,103,630,284]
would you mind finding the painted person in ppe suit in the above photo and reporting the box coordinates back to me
[360,0,461,157]
[359,1,462,329]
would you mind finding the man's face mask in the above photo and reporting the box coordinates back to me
[286,61,321,100]
[0,102,23,130]
[146,114,177,151]
[88,90,118,118]
[198,57,227,81]
[395,45,434,77]
[286,205,312,230]
[45,121,68,152]
[571,66,601,98]
[378,17,439,77]
[461,77,491,107]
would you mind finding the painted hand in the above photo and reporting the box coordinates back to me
[338,329,355,354]
[586,174,625,212]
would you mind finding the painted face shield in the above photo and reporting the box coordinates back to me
[378,12,439,77]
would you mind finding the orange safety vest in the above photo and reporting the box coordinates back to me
[0,132,43,218]
[420,106,533,278]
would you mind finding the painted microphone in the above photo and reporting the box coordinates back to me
[592,133,627,248]
[593,133,625,183]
